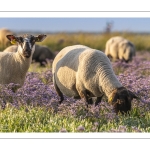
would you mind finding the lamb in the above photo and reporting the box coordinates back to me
[4,45,18,53]
[0,34,46,91]
[4,44,55,66]
[52,45,138,114]
[105,36,136,62]
[0,28,14,50]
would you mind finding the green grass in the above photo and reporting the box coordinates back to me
[0,103,149,132]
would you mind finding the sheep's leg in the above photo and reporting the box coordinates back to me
[53,81,64,104]
[88,98,93,105]
[54,83,64,104]
[74,95,93,104]
[85,90,93,105]
[77,90,90,108]
[95,95,103,106]
[81,92,89,108]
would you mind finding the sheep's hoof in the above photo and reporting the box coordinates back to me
[88,98,93,105]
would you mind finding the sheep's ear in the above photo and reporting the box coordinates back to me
[109,92,118,104]
[128,90,139,99]
[35,34,47,42]
[6,35,17,44]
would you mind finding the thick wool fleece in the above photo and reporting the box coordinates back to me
[52,45,122,99]
[4,45,18,52]
[0,45,34,87]
[105,36,135,61]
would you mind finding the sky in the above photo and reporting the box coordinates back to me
[0,18,150,33]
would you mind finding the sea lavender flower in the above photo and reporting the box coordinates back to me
[59,128,67,132]
[110,125,127,132]
[77,125,85,132]
[131,126,142,132]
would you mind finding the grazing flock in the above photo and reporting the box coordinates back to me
[0,28,140,114]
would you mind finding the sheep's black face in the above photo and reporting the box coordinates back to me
[6,34,47,58]
[20,35,36,58]
[111,87,137,114]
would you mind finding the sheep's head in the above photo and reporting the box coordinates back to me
[6,34,46,58]
[109,87,138,114]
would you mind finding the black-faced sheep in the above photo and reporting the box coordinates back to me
[32,44,55,66]
[105,36,136,62]
[4,44,55,66]
[0,34,46,91]
[52,45,138,114]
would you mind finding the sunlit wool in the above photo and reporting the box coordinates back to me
[0,34,46,90]
[52,45,138,114]
[105,36,136,62]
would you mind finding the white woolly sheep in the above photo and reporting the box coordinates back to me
[105,36,136,62]
[0,34,46,91]
[4,45,17,53]
[4,44,55,66]
[52,45,138,114]
[0,28,14,49]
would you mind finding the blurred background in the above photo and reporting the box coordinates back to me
[1,17,150,52]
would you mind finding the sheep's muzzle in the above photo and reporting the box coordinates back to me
[110,87,137,114]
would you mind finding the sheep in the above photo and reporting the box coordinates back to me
[105,36,136,62]
[4,44,55,66]
[4,45,18,53]
[0,34,46,91]
[32,44,55,66]
[0,28,14,50]
[52,44,138,114]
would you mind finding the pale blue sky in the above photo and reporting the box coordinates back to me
[0,18,150,33]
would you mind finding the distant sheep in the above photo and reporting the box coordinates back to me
[105,36,136,62]
[0,28,14,49]
[0,34,46,91]
[4,44,55,66]
[52,45,138,114]
[32,44,55,66]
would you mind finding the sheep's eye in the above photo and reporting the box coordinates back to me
[32,40,35,43]
[31,38,35,43]
[30,39,36,46]
[18,37,23,43]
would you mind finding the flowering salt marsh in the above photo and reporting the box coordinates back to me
[0,51,150,132]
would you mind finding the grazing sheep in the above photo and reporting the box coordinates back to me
[52,45,138,114]
[4,44,54,66]
[105,36,136,62]
[0,34,46,91]
[0,28,14,49]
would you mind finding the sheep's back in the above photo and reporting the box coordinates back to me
[53,45,116,97]
[0,52,25,86]
[52,45,88,73]
[105,36,124,58]
[4,45,18,52]
[32,45,55,61]
[53,45,89,96]
[105,36,135,60]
